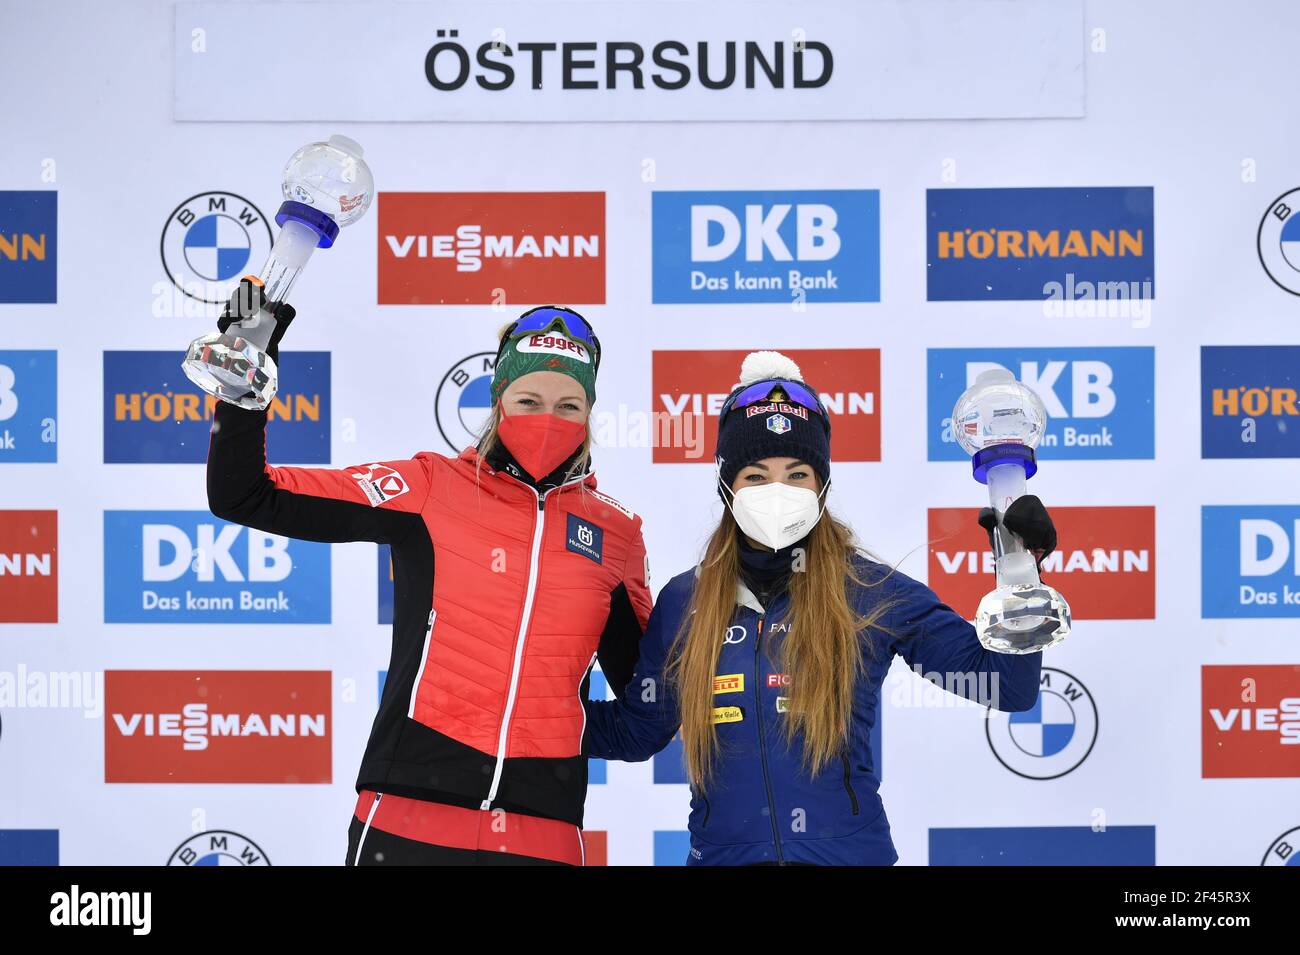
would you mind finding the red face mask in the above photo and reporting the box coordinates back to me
[496,407,586,481]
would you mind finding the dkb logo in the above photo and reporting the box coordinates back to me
[1203,506,1300,618]
[103,511,329,623]
[652,190,880,304]
[928,348,1154,461]
[0,351,57,462]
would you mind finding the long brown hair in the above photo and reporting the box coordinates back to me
[666,508,895,788]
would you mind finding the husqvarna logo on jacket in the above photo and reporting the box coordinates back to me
[566,514,603,564]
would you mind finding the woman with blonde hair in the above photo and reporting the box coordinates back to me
[583,351,1057,866]
[208,293,651,865]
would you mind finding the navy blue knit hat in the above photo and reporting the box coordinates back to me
[715,352,831,496]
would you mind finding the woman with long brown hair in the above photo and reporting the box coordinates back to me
[583,351,1058,865]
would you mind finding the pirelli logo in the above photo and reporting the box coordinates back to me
[712,705,744,725]
[713,673,744,695]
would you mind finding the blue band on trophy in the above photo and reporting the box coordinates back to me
[275,200,341,249]
[971,443,1037,484]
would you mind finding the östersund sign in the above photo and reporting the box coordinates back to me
[173,1,1084,122]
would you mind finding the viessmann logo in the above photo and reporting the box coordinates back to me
[103,351,330,464]
[105,671,331,784]
[927,348,1154,461]
[1202,665,1300,779]
[651,190,880,304]
[0,510,58,623]
[377,192,605,304]
[651,348,880,463]
[927,506,1155,620]
[926,187,1155,302]
[103,511,330,624]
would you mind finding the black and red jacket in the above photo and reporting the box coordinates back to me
[207,401,652,827]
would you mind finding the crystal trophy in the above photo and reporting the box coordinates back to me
[951,368,1071,654]
[182,134,374,410]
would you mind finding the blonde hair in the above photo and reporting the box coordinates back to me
[666,508,896,787]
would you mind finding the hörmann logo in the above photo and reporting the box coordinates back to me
[652,348,879,462]
[928,348,1154,461]
[926,187,1155,302]
[652,190,880,304]
[928,506,1155,620]
[1201,345,1300,459]
[105,670,332,784]
[103,511,330,624]
[1202,665,1300,778]
[103,351,330,464]
[0,190,57,303]
[378,192,605,304]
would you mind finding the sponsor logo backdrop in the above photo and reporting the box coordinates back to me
[0,0,1295,866]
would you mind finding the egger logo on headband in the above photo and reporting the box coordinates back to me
[515,332,591,363]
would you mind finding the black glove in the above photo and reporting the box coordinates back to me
[216,276,297,364]
[978,494,1057,570]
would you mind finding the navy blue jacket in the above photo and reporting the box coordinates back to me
[583,555,1042,866]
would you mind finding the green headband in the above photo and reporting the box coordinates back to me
[491,328,598,405]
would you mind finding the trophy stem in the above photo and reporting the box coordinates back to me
[259,218,319,307]
[986,461,1038,587]
[973,450,1070,653]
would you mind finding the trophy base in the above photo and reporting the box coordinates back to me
[974,583,1071,655]
[182,332,279,412]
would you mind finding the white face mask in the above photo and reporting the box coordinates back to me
[723,479,829,551]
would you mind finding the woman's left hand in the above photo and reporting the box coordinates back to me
[977,494,1058,569]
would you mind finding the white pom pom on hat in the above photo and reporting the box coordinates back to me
[736,350,804,388]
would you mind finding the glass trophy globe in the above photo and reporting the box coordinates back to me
[952,368,1071,654]
[182,134,374,410]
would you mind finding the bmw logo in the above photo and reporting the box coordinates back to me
[1262,826,1300,866]
[160,191,273,306]
[436,353,498,453]
[167,830,271,866]
[985,667,1098,780]
[1257,188,1300,296]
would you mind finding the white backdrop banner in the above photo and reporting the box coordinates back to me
[172,0,1086,122]
[1,0,1298,868]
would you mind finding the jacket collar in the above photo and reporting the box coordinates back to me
[480,438,590,494]
[736,580,765,615]
[691,564,768,615]
[457,446,596,498]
